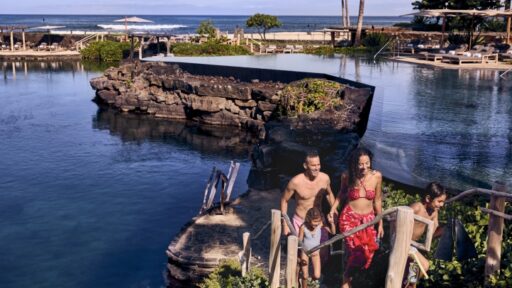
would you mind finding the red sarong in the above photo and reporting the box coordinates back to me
[339,205,378,275]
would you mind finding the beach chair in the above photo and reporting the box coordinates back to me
[37,42,48,51]
[499,47,512,62]
[419,44,467,62]
[14,42,21,50]
[50,43,59,51]
[293,45,304,53]
[265,45,276,54]
[283,45,294,53]
[0,43,7,50]
[442,46,497,65]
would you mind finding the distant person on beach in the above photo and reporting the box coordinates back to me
[298,207,336,287]
[280,150,336,236]
[329,147,383,288]
[405,182,447,288]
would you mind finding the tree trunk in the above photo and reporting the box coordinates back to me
[345,0,350,27]
[341,0,350,27]
[354,0,365,46]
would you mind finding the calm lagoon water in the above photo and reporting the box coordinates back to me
[1,54,511,287]
[149,54,512,190]
[0,61,252,288]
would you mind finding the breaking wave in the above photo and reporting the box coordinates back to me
[98,24,187,30]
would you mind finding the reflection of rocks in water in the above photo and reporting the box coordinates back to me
[93,108,258,158]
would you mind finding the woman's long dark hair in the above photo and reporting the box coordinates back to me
[347,147,374,189]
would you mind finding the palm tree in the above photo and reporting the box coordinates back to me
[354,0,365,46]
[341,0,350,27]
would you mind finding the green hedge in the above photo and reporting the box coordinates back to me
[170,42,252,56]
[80,41,131,62]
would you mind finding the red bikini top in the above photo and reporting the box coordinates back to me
[347,179,375,201]
[348,187,376,201]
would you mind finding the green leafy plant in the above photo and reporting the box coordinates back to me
[246,13,282,41]
[170,42,251,56]
[197,20,218,39]
[80,41,131,62]
[278,78,343,117]
[361,33,390,48]
[198,259,269,288]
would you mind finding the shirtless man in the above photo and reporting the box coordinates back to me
[280,150,336,236]
[406,182,447,287]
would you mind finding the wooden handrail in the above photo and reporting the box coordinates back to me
[306,207,400,256]
[446,188,512,204]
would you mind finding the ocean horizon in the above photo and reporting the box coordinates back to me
[0,14,408,34]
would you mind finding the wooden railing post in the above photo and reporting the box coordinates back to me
[269,210,282,288]
[485,181,508,282]
[241,232,251,277]
[286,235,298,288]
[385,206,415,288]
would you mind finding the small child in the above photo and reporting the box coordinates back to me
[298,207,336,288]
[405,182,447,288]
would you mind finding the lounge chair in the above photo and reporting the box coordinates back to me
[293,45,303,53]
[0,43,7,50]
[37,42,48,51]
[49,43,59,51]
[499,47,512,62]
[442,47,498,65]
[283,45,294,53]
[265,45,276,54]
[14,42,21,50]
[419,44,467,62]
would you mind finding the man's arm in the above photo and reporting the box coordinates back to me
[325,176,335,208]
[280,180,295,236]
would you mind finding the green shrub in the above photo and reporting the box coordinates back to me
[382,183,512,287]
[170,42,251,56]
[80,41,131,62]
[361,33,390,48]
[278,78,343,117]
[198,259,269,288]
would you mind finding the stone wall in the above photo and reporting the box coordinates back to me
[90,61,372,142]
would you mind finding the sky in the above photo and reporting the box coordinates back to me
[1,0,414,16]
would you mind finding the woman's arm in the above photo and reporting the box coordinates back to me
[330,173,348,215]
[374,171,384,238]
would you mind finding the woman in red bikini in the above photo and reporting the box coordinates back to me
[330,147,384,288]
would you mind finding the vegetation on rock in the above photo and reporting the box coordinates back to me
[278,78,343,117]
[198,259,269,288]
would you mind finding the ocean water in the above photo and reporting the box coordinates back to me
[0,15,406,34]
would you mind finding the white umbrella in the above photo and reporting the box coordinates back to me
[114,16,153,39]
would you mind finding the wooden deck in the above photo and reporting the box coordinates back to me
[390,56,512,70]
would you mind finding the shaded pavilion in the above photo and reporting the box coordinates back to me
[404,9,512,46]
[0,25,29,51]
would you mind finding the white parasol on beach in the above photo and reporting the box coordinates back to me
[114,16,153,34]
